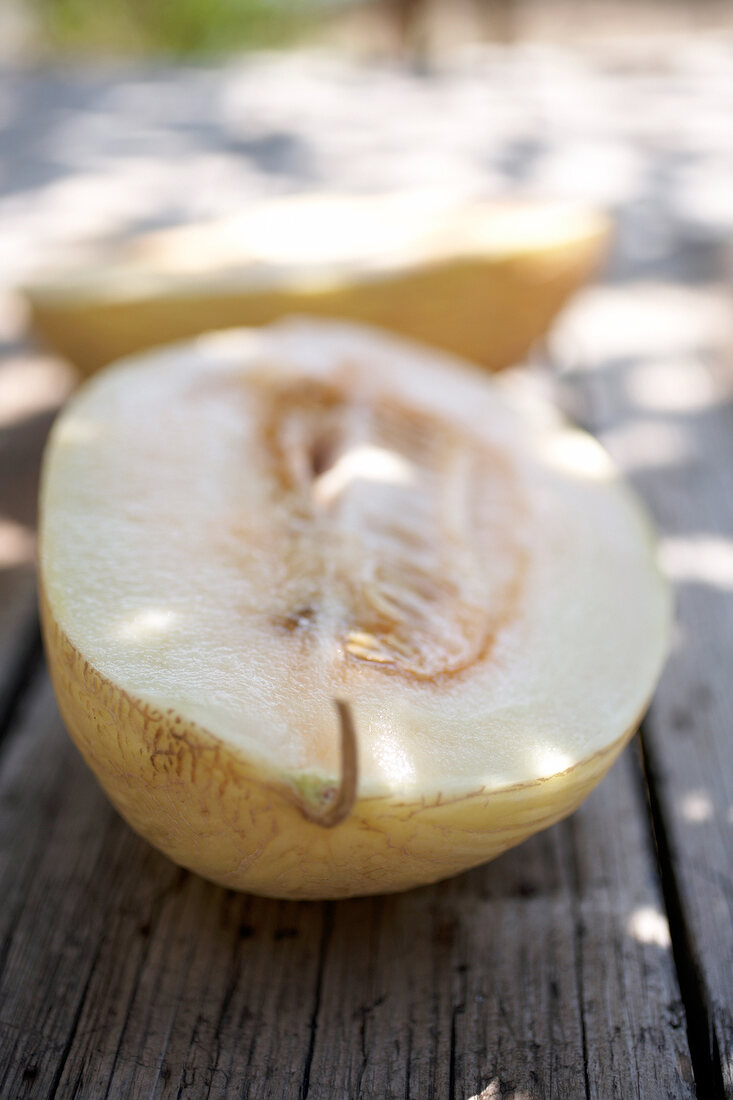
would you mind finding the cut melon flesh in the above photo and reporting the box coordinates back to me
[39,320,669,898]
[25,193,609,375]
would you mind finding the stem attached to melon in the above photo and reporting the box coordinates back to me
[295,699,359,828]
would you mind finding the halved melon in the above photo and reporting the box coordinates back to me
[39,320,669,899]
[25,193,609,376]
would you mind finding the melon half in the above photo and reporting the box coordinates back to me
[25,193,609,375]
[39,320,670,899]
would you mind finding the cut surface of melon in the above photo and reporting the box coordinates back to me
[25,193,609,375]
[39,320,669,898]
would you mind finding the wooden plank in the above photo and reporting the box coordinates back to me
[573,748,694,1098]
[0,330,76,725]
[553,279,733,1095]
[303,749,693,1100]
[0,678,178,1098]
[0,679,326,1100]
[0,569,37,733]
[0,665,694,1097]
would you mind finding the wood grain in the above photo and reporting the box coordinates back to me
[554,278,733,1096]
[0,661,694,1098]
[0,334,74,729]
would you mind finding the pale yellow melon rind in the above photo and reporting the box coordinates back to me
[40,581,644,900]
[26,225,608,377]
[37,315,671,900]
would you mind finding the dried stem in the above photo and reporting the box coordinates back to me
[299,699,359,828]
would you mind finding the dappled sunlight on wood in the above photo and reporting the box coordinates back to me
[679,789,714,824]
[0,517,35,568]
[467,1083,535,1100]
[600,418,692,471]
[0,354,76,428]
[625,357,716,414]
[552,283,733,366]
[626,905,672,949]
[661,535,733,592]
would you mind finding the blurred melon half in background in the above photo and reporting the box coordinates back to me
[24,193,610,375]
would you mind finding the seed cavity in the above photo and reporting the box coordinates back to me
[254,372,527,680]
[308,432,338,479]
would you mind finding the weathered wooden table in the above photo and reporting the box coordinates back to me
[1,42,732,1098]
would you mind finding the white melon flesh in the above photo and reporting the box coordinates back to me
[39,320,670,898]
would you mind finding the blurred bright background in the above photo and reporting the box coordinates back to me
[1,0,733,547]
[1,1,732,284]
[4,0,733,57]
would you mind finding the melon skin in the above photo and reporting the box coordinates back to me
[25,198,609,376]
[41,586,642,899]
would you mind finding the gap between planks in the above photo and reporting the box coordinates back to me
[638,721,728,1100]
[551,381,718,1099]
[0,609,43,755]
[551,274,733,1097]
